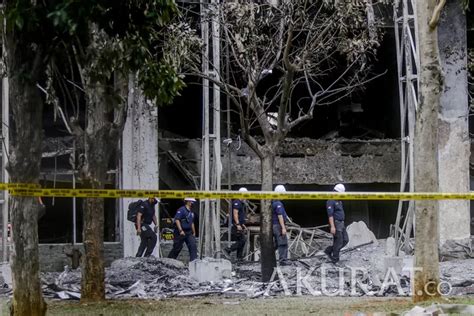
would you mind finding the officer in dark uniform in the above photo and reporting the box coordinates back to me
[168,197,198,261]
[272,185,289,265]
[136,197,158,257]
[224,187,248,260]
[324,183,349,264]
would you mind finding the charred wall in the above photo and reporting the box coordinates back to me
[159,137,401,186]
[228,138,400,185]
[159,137,401,238]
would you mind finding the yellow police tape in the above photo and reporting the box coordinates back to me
[2,183,474,200]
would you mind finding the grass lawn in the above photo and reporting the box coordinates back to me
[2,295,473,316]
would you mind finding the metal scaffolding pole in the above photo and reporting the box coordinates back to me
[199,0,222,259]
[72,141,77,245]
[1,73,8,263]
[200,0,211,258]
[211,0,222,257]
[393,0,419,255]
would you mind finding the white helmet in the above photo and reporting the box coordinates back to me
[238,187,248,192]
[334,184,345,193]
[184,197,197,202]
[274,185,286,192]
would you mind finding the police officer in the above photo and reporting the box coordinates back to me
[168,197,198,261]
[324,183,349,264]
[224,187,248,261]
[136,197,158,257]
[272,185,289,265]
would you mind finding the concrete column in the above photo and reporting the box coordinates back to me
[121,75,159,257]
[437,1,470,245]
[1,76,9,262]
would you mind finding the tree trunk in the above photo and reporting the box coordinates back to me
[9,199,46,316]
[80,87,109,302]
[78,69,127,301]
[413,0,441,302]
[80,185,106,301]
[260,154,276,282]
[5,5,47,313]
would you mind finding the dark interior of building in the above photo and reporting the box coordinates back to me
[158,26,403,239]
[39,105,119,243]
[38,180,118,243]
[159,28,400,140]
[35,9,474,242]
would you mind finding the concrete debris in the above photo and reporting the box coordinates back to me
[346,221,378,249]
[384,237,396,257]
[55,290,80,300]
[0,240,473,301]
[0,263,12,288]
[189,258,232,283]
[404,304,474,315]
[0,283,12,297]
[383,256,403,275]
[440,238,473,260]
[37,257,201,300]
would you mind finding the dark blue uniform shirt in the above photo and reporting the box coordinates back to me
[137,199,157,225]
[232,200,246,225]
[326,200,345,221]
[272,200,288,226]
[174,206,195,232]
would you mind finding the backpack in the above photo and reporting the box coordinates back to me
[127,200,144,223]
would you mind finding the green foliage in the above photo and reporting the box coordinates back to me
[140,62,185,107]
[1,1,55,81]
[462,0,470,11]
[3,0,194,106]
[46,0,187,105]
[3,0,41,33]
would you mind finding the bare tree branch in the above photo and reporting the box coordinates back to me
[191,0,384,282]
[429,0,446,30]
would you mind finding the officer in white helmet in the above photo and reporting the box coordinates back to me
[324,184,349,264]
[135,197,159,257]
[223,187,248,260]
[272,185,289,265]
[168,197,198,261]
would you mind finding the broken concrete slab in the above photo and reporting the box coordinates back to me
[156,257,186,269]
[56,291,69,300]
[65,291,81,300]
[55,290,80,300]
[111,256,184,270]
[439,238,473,260]
[345,221,378,249]
[383,256,403,275]
[189,258,232,283]
[401,257,414,278]
[0,263,12,288]
[385,237,396,257]
[404,305,427,316]
[405,304,474,316]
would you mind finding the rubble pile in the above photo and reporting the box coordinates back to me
[40,257,208,300]
[235,241,411,297]
[0,283,10,297]
[404,304,474,315]
[0,240,473,300]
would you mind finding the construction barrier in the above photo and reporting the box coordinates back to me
[2,183,474,200]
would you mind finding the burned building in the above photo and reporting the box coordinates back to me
[0,1,472,271]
